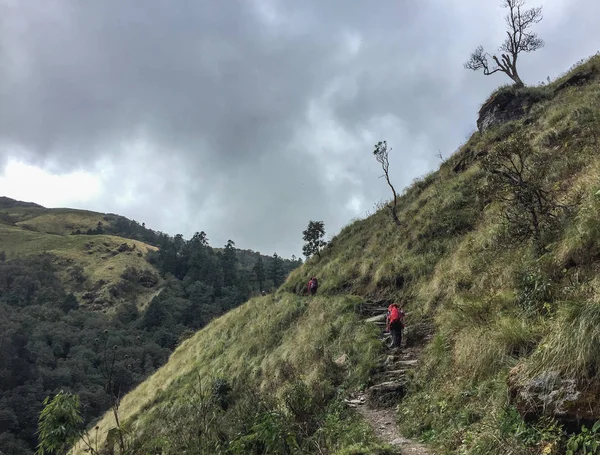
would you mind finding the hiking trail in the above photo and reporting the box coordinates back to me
[345,301,436,455]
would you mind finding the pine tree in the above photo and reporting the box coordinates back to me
[270,253,285,288]
[253,257,266,291]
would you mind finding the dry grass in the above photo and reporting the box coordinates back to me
[0,224,160,309]
[15,210,109,235]
[72,293,382,453]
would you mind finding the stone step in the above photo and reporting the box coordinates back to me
[383,369,408,376]
[369,379,407,391]
[366,379,408,408]
[384,356,418,367]
[372,371,407,383]
[365,314,386,323]
[396,359,418,367]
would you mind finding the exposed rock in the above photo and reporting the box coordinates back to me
[334,354,349,367]
[384,355,399,367]
[117,242,135,253]
[554,68,595,93]
[477,89,540,133]
[366,379,407,408]
[508,367,600,425]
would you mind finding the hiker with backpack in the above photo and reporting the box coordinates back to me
[386,303,405,349]
[307,277,319,296]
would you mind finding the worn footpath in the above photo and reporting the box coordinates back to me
[345,302,436,455]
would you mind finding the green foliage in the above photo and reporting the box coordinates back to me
[498,406,563,449]
[270,252,286,288]
[253,257,266,291]
[481,130,567,254]
[36,391,83,455]
[302,220,327,259]
[566,421,600,455]
[516,266,554,314]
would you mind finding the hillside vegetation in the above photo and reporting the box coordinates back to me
[0,199,302,454]
[75,54,600,454]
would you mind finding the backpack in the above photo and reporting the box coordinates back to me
[387,305,404,327]
[309,279,318,291]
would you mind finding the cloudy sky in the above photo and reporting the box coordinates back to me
[1,0,599,257]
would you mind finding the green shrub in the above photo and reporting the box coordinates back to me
[566,421,600,455]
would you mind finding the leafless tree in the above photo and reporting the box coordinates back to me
[373,141,400,227]
[465,0,544,88]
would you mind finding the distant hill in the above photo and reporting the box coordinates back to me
[0,198,162,310]
[0,196,44,209]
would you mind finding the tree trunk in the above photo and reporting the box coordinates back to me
[385,176,401,227]
[529,206,543,257]
[511,65,524,88]
[112,401,126,454]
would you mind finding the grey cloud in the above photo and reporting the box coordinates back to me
[1,0,599,257]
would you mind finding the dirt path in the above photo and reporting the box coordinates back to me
[346,303,436,454]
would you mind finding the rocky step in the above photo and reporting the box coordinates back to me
[366,379,408,408]
[365,314,387,323]
[356,303,390,317]
[384,356,418,367]
[372,370,408,384]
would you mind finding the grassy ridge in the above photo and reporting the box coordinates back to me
[0,203,114,235]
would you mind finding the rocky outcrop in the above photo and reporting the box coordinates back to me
[476,89,540,133]
[508,366,600,427]
[554,68,595,93]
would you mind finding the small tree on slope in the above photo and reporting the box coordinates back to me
[464,0,544,88]
[373,140,400,227]
[302,221,326,259]
[481,131,569,256]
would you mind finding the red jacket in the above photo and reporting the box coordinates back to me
[386,304,405,330]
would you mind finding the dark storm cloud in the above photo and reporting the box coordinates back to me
[1,0,599,257]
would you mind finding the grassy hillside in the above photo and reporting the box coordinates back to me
[75,53,600,454]
[284,54,600,453]
[73,294,391,454]
[0,197,162,306]
[0,198,120,235]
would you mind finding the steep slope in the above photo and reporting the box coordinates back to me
[73,294,393,454]
[0,224,160,310]
[75,54,600,454]
[283,54,600,453]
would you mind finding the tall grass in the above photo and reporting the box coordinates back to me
[72,294,384,454]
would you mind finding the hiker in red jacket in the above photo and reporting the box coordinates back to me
[307,277,319,296]
[386,303,405,349]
